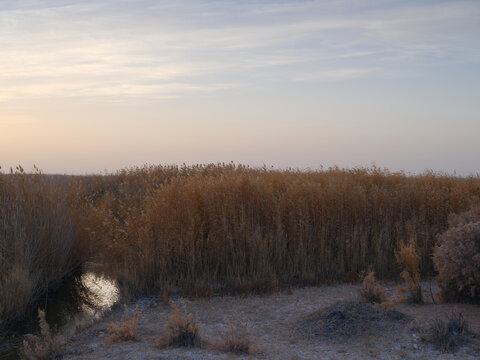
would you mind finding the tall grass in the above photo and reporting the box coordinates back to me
[1,164,480,324]
[0,167,91,325]
[86,165,480,292]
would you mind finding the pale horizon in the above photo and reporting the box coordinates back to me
[1,0,480,175]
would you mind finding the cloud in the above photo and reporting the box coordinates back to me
[0,0,478,101]
[294,67,377,82]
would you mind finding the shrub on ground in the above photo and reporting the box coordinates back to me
[158,301,201,348]
[359,271,386,304]
[413,311,471,353]
[21,309,65,360]
[434,205,480,303]
[213,317,257,355]
[102,305,140,343]
[396,242,423,304]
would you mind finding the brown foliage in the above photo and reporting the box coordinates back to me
[0,168,92,324]
[2,164,480,324]
[212,317,258,355]
[89,165,480,294]
[158,301,201,348]
[434,204,480,303]
[359,271,386,304]
[102,305,140,343]
[21,309,65,360]
[396,241,423,304]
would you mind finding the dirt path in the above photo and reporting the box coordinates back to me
[63,285,480,360]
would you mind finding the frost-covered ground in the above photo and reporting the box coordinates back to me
[63,284,480,360]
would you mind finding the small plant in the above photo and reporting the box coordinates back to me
[414,311,470,353]
[159,290,170,306]
[359,271,386,304]
[396,241,423,304]
[374,299,395,310]
[102,304,140,343]
[158,301,201,348]
[22,309,65,360]
[213,315,258,354]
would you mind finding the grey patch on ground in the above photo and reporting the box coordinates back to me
[297,301,412,338]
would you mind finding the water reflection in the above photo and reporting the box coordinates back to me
[0,272,119,360]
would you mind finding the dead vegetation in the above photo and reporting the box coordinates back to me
[434,204,480,303]
[396,241,423,304]
[101,305,140,343]
[21,310,65,360]
[359,271,386,304]
[298,301,410,338]
[412,311,473,353]
[157,301,201,348]
[2,164,480,326]
[211,315,258,355]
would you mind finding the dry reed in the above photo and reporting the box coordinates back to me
[2,164,480,324]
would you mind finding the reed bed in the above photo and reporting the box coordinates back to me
[86,165,480,292]
[0,168,90,325]
[1,164,479,324]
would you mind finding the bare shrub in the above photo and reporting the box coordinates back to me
[212,316,258,355]
[414,311,471,353]
[359,271,386,304]
[21,309,65,360]
[102,305,140,343]
[434,204,480,303]
[158,301,201,348]
[396,241,423,304]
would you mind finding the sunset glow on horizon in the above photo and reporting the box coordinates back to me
[1,0,479,175]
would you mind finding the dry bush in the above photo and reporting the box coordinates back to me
[396,242,423,304]
[158,301,201,348]
[359,271,386,304]
[102,305,140,343]
[21,309,65,360]
[434,205,480,303]
[213,317,258,355]
[413,311,471,353]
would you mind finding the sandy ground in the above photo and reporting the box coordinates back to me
[63,284,480,360]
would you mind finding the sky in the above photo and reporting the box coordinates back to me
[1,0,479,175]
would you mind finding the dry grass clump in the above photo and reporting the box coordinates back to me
[102,305,140,343]
[434,204,480,303]
[359,271,386,304]
[21,309,65,360]
[299,301,409,338]
[212,317,258,355]
[158,301,201,348]
[396,242,423,304]
[413,311,471,353]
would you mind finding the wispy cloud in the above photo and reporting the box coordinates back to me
[1,0,479,101]
[294,68,377,82]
